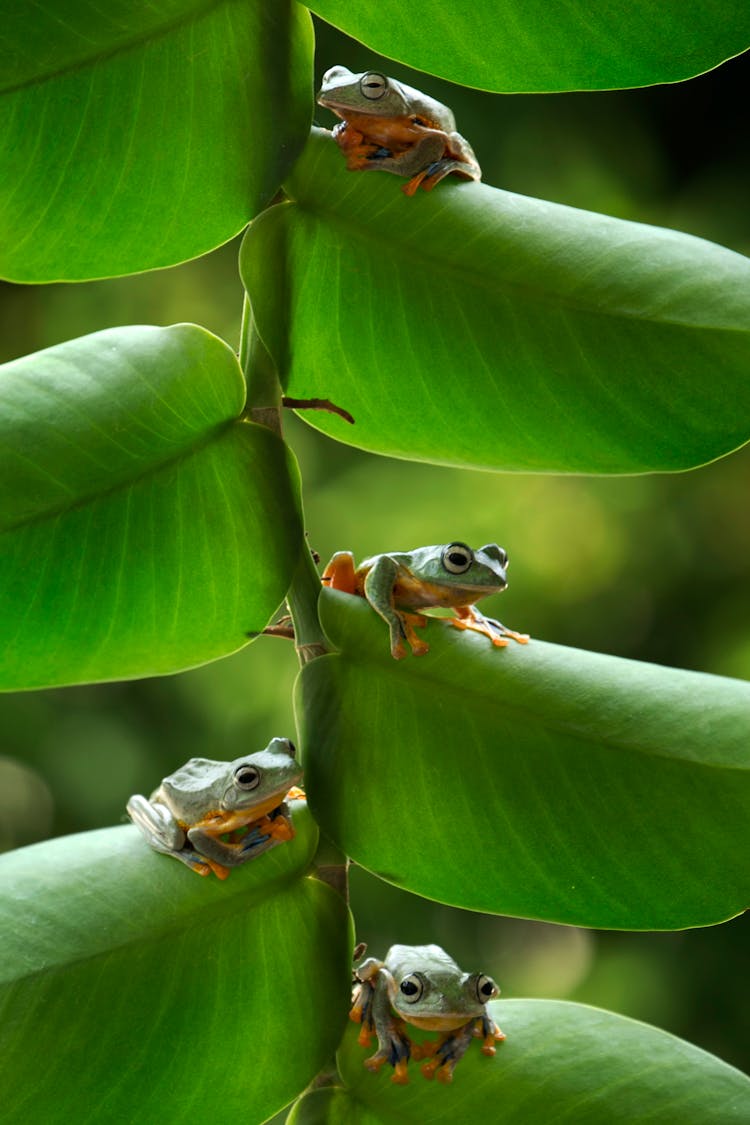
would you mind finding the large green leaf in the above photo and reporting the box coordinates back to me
[290,1000,750,1122]
[0,0,312,281]
[296,589,750,929]
[308,1,750,92]
[0,803,352,1124]
[242,131,750,475]
[0,324,303,690]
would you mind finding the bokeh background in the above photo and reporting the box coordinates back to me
[1,18,748,1072]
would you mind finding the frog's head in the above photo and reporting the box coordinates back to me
[220,738,301,812]
[410,542,509,599]
[160,738,301,820]
[318,65,414,118]
[386,944,499,1031]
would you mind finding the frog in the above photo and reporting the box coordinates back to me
[350,943,505,1084]
[317,65,481,196]
[126,738,304,879]
[321,541,529,659]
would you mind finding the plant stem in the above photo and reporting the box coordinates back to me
[286,544,328,664]
[239,294,282,434]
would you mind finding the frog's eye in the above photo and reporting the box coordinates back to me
[359,72,388,100]
[399,973,425,1002]
[480,543,508,569]
[474,974,498,1003]
[234,764,262,791]
[441,542,474,574]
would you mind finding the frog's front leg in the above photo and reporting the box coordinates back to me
[126,795,215,877]
[474,1012,506,1056]
[187,817,278,871]
[364,556,429,659]
[372,131,448,192]
[450,604,529,648]
[419,1019,476,1083]
[353,962,413,1084]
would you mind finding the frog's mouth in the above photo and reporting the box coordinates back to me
[403,1012,477,1032]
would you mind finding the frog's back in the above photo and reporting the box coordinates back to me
[397,81,456,131]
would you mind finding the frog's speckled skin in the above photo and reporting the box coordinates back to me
[317,65,481,195]
[351,943,504,1084]
[126,738,303,879]
[322,542,529,658]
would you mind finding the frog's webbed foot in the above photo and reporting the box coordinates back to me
[419,1020,475,1083]
[450,605,529,648]
[474,1013,506,1056]
[397,611,430,659]
[403,133,481,195]
[321,551,357,594]
[187,804,293,870]
[363,1018,412,1084]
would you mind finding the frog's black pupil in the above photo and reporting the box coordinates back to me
[480,981,494,996]
[449,552,468,567]
[400,980,419,996]
[237,768,259,787]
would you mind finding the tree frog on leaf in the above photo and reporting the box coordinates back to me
[351,944,504,1084]
[126,738,304,880]
[322,542,529,659]
[317,65,481,196]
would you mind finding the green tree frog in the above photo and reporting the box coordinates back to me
[351,944,504,1084]
[322,542,529,659]
[126,738,303,879]
[317,65,481,195]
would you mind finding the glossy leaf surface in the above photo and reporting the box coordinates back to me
[295,1000,750,1122]
[0,0,313,281]
[297,590,750,929]
[308,1,750,92]
[0,324,303,690]
[242,131,750,474]
[0,804,352,1123]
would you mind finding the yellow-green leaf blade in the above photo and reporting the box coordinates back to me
[0,0,313,281]
[0,804,352,1123]
[0,325,303,689]
[242,132,750,475]
[308,2,750,92]
[297,590,750,929]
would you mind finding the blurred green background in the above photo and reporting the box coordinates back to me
[1,18,748,1073]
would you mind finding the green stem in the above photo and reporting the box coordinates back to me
[240,295,282,434]
[286,543,328,664]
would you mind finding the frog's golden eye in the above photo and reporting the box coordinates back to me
[234,764,262,791]
[359,72,388,100]
[399,973,425,1002]
[441,542,474,574]
[474,974,498,1003]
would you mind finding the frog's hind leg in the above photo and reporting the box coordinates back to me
[450,604,529,647]
[321,551,356,593]
[126,796,217,877]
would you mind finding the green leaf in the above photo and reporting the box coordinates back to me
[297,589,750,929]
[242,131,750,475]
[308,1,750,92]
[0,0,313,281]
[322,1000,750,1122]
[0,803,353,1123]
[0,324,303,690]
